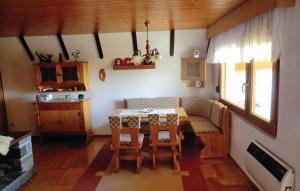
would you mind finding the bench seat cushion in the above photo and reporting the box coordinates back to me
[189,116,220,134]
[120,133,144,144]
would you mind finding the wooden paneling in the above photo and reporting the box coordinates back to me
[0,0,246,37]
[207,0,296,38]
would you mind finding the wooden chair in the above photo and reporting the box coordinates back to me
[149,114,180,170]
[109,116,144,172]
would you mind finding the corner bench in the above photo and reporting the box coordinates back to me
[182,97,230,158]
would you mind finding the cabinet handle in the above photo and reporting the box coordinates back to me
[78,112,81,116]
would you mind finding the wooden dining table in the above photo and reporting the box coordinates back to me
[111,107,188,123]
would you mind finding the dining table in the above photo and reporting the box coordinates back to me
[111,107,188,123]
[110,107,188,138]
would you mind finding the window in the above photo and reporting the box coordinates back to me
[220,60,279,136]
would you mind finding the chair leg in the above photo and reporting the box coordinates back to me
[172,147,178,170]
[136,153,141,173]
[152,148,157,169]
[140,151,143,166]
[178,143,182,160]
[115,151,120,172]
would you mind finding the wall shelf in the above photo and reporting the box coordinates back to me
[113,64,155,70]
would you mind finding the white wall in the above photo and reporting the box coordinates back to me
[212,2,300,190]
[0,29,212,135]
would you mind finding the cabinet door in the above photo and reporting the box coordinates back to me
[62,110,83,132]
[39,110,62,132]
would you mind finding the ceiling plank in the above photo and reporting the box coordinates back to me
[207,0,296,38]
[0,0,247,37]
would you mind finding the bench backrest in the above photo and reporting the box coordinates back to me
[125,97,180,109]
[181,97,214,119]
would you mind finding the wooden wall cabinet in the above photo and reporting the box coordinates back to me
[34,100,92,139]
[34,61,89,92]
[181,58,206,88]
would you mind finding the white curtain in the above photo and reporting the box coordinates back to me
[207,8,286,64]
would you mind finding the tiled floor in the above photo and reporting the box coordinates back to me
[20,137,256,191]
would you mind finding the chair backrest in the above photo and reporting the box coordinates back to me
[150,114,178,146]
[166,113,178,126]
[148,114,160,126]
[109,116,122,148]
[109,116,141,148]
[125,116,140,146]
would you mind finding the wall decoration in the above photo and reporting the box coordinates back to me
[35,51,53,63]
[122,58,132,66]
[114,58,122,66]
[71,50,80,62]
[99,68,106,81]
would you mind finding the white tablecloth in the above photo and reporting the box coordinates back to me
[118,108,176,117]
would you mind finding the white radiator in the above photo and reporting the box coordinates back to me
[244,140,294,191]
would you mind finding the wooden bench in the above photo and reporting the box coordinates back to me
[181,97,230,158]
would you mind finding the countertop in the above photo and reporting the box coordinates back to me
[33,98,89,104]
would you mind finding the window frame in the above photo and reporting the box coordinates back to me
[219,60,280,136]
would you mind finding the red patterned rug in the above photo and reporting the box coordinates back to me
[73,138,207,191]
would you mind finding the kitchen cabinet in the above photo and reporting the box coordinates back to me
[34,100,92,140]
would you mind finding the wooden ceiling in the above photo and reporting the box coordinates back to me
[0,0,247,37]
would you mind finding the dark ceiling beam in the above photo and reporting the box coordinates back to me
[206,38,211,55]
[170,29,175,56]
[94,33,104,59]
[131,32,138,54]
[56,34,69,60]
[19,34,34,61]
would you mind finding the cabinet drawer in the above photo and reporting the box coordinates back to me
[37,102,80,110]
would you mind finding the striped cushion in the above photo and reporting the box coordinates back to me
[210,101,225,127]
[127,116,140,129]
[120,133,144,144]
[166,114,178,125]
[148,114,160,126]
[158,131,178,142]
[181,97,213,118]
[126,97,179,109]
[109,116,121,129]
[189,116,220,134]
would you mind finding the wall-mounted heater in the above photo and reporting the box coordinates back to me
[244,140,294,191]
